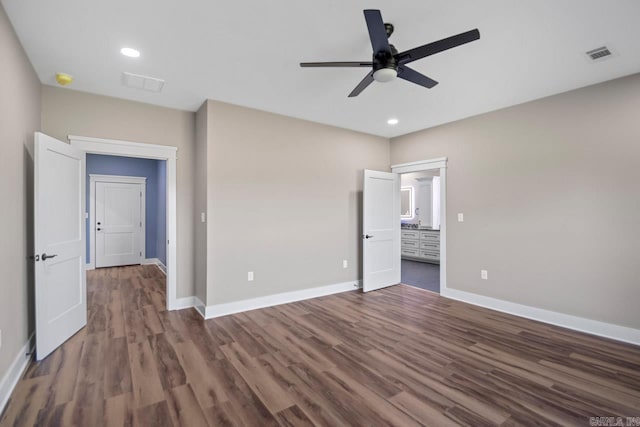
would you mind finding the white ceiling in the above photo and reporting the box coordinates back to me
[4,0,640,138]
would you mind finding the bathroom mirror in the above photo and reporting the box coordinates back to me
[400,187,413,219]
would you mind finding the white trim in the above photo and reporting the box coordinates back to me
[89,174,147,184]
[392,158,448,293]
[89,175,147,270]
[0,333,35,415]
[173,296,196,310]
[70,135,178,311]
[68,135,177,160]
[143,258,167,274]
[441,288,640,346]
[391,157,447,173]
[194,297,207,318]
[195,280,362,320]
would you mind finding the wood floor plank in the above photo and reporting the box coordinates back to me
[104,336,133,399]
[135,401,174,427]
[164,384,208,427]
[128,339,165,408]
[104,393,135,427]
[3,265,640,427]
[148,333,187,391]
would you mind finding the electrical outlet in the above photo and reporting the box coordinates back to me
[458,213,464,222]
[481,270,488,280]
[343,260,348,269]
[247,271,254,281]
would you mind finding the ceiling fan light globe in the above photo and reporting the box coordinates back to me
[373,68,397,83]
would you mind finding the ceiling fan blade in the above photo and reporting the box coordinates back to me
[364,9,391,54]
[398,66,439,89]
[300,61,373,68]
[397,29,480,64]
[348,72,375,97]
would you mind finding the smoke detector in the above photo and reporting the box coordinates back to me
[122,72,165,92]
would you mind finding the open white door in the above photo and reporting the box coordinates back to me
[362,169,400,292]
[34,132,86,360]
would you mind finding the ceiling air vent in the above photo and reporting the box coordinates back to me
[122,72,165,92]
[585,46,612,61]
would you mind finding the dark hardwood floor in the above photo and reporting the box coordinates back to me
[2,265,640,426]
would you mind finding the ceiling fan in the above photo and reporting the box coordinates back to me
[300,9,480,97]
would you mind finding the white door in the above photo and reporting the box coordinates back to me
[34,132,86,360]
[95,181,143,268]
[362,169,401,292]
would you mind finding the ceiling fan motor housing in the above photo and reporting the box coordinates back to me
[372,43,398,82]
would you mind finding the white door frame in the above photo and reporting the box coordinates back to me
[391,157,448,293]
[69,135,178,310]
[89,174,147,270]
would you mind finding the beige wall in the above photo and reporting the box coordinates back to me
[41,86,196,298]
[194,102,208,303]
[205,100,389,305]
[391,73,640,329]
[0,5,41,382]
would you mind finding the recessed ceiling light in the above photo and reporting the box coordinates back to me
[120,47,140,58]
[387,118,399,125]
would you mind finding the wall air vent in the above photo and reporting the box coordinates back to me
[122,72,165,92]
[585,46,613,61]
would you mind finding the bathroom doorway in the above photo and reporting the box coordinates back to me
[399,169,441,293]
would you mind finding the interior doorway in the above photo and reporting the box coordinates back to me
[392,157,448,294]
[86,155,167,272]
[399,170,441,293]
[69,135,179,310]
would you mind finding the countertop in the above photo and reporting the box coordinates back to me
[401,226,440,232]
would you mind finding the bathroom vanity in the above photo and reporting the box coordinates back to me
[401,227,440,264]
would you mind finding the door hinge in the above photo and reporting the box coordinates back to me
[140,191,142,197]
[140,221,142,227]
[140,252,142,257]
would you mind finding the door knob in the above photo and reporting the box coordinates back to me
[97,228,102,231]
[42,253,58,261]
[364,234,374,239]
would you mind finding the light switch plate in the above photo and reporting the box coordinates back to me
[201,212,206,223]
[248,271,254,281]
[458,213,464,222]
[343,260,348,269]
[481,270,488,280]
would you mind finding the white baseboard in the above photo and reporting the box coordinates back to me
[0,333,35,415]
[194,297,207,319]
[173,296,196,310]
[143,258,166,274]
[195,280,361,320]
[441,288,640,346]
[85,263,95,271]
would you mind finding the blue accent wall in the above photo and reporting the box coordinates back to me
[86,154,167,265]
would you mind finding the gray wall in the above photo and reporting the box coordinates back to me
[41,86,196,298]
[391,73,640,329]
[205,100,389,305]
[0,4,41,383]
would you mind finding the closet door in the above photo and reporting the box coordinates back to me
[95,181,143,268]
